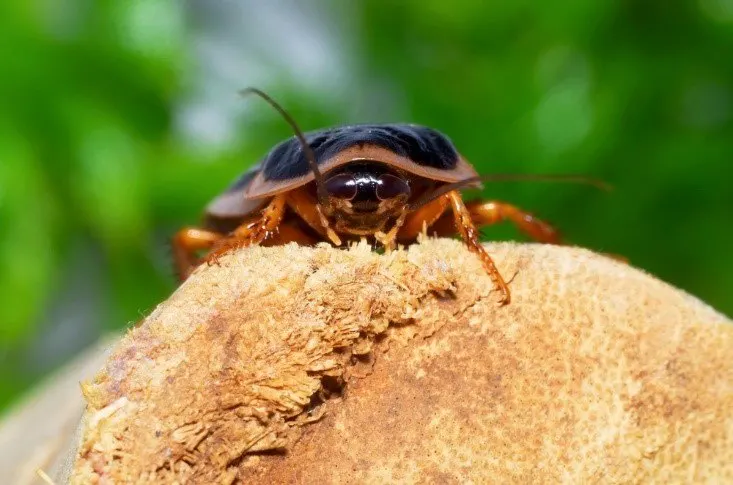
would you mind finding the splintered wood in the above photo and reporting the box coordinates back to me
[68,239,733,484]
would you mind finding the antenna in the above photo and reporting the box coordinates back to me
[238,87,330,207]
[409,173,612,211]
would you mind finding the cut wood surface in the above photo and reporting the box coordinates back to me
[4,239,732,484]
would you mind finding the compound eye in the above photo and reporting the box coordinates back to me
[376,174,411,201]
[324,173,357,200]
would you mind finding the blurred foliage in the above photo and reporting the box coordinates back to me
[0,0,731,411]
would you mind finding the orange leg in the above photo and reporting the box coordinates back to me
[466,200,561,244]
[430,199,561,244]
[447,192,512,305]
[463,200,626,262]
[285,187,342,245]
[283,188,326,237]
[397,194,451,242]
[262,221,319,246]
[374,209,409,250]
[202,194,287,266]
[398,196,562,303]
[172,228,223,280]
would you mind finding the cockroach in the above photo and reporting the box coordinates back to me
[173,88,608,304]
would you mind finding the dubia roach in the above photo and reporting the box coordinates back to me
[174,88,607,304]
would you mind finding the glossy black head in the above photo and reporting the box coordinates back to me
[322,162,412,235]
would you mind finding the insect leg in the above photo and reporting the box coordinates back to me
[202,194,287,266]
[374,209,409,251]
[429,199,561,244]
[465,201,630,262]
[463,200,561,244]
[264,221,319,246]
[285,188,342,245]
[447,191,511,305]
[397,195,451,242]
[172,228,223,280]
[462,200,626,264]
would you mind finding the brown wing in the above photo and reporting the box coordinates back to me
[244,145,480,200]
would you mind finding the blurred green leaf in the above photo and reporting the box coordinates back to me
[0,126,59,341]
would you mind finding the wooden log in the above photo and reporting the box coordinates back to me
[5,239,732,483]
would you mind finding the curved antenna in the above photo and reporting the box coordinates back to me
[238,87,330,207]
[409,173,612,211]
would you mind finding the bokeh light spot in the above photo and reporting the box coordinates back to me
[535,79,592,155]
[699,0,733,22]
[681,82,731,128]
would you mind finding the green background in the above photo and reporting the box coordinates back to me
[1,0,731,412]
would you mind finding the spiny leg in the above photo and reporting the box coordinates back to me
[285,187,342,245]
[463,201,628,261]
[172,228,223,280]
[397,194,451,242]
[431,199,561,244]
[466,200,561,244]
[262,220,319,246]
[203,194,287,266]
[374,209,409,251]
[447,191,511,305]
